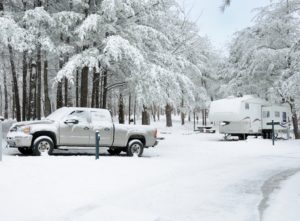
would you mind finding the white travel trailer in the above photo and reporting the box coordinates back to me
[209,95,291,140]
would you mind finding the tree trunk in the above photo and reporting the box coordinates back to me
[21,0,28,121]
[0,84,2,116]
[27,61,35,120]
[57,57,64,109]
[33,67,37,119]
[56,82,63,109]
[12,87,15,120]
[43,55,51,116]
[181,112,185,125]
[0,1,3,12]
[76,70,79,107]
[8,43,21,121]
[95,72,100,108]
[204,109,207,126]
[91,68,100,108]
[152,105,156,122]
[64,77,68,106]
[36,43,42,119]
[22,51,28,121]
[118,93,125,124]
[99,72,103,108]
[80,66,89,107]
[289,102,300,139]
[165,103,172,127]
[142,105,150,125]
[102,70,108,108]
[4,68,8,119]
[128,94,131,124]
[80,2,90,108]
[133,98,136,125]
[181,99,185,125]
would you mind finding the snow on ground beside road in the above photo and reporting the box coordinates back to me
[1,118,300,221]
[263,171,300,221]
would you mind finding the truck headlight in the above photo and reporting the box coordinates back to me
[22,126,31,134]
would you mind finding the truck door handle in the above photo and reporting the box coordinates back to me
[84,127,90,130]
[104,128,110,131]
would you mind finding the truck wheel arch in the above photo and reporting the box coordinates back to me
[128,135,146,146]
[31,131,57,148]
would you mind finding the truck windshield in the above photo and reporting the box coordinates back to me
[46,108,69,121]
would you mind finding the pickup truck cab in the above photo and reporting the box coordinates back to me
[6,107,158,157]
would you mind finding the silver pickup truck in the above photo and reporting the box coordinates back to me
[6,107,158,157]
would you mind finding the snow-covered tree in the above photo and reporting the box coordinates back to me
[224,0,300,138]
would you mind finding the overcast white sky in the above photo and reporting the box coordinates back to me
[179,0,271,51]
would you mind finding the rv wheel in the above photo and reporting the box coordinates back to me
[238,135,247,140]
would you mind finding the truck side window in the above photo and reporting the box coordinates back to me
[263,111,270,118]
[275,111,280,118]
[91,111,110,122]
[67,110,89,123]
[282,112,287,123]
[245,103,250,110]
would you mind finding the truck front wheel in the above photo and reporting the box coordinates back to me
[127,139,144,157]
[33,136,54,156]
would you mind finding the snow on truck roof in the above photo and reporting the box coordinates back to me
[46,107,111,121]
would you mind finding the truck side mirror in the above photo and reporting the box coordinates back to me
[64,119,79,125]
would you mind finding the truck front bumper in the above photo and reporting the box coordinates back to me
[6,133,33,148]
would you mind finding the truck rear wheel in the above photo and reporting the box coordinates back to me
[33,136,54,156]
[127,139,144,157]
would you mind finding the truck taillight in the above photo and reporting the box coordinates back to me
[154,129,158,138]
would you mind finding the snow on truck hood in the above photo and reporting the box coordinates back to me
[12,119,54,128]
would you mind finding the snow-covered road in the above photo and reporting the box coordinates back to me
[1,122,300,221]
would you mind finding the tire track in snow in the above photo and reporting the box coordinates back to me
[259,168,300,221]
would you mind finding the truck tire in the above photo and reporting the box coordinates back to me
[18,147,33,155]
[107,148,122,155]
[33,136,54,156]
[127,139,144,157]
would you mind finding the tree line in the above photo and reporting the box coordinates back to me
[0,0,219,127]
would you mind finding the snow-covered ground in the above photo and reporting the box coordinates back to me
[1,119,300,221]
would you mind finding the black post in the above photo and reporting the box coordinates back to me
[95,130,100,160]
[272,120,275,146]
[0,121,2,162]
[193,111,196,131]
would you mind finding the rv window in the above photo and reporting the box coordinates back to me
[275,111,280,118]
[245,103,250,110]
[263,111,270,118]
[282,112,287,123]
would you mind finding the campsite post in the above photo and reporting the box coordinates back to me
[193,111,196,131]
[95,130,100,160]
[0,120,2,161]
[272,120,275,146]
